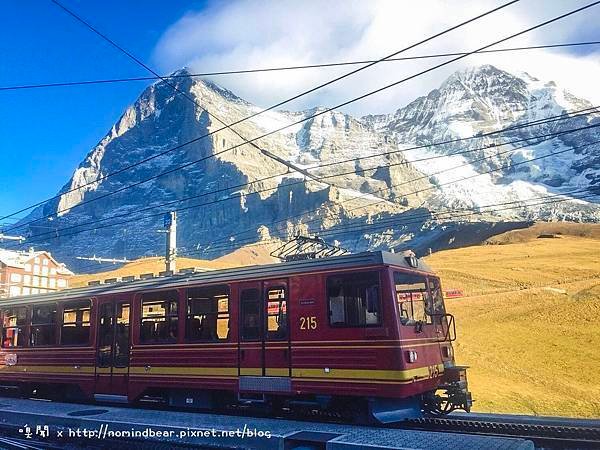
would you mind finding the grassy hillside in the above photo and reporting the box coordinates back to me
[484,222,600,244]
[71,242,281,288]
[425,234,600,417]
[71,257,235,288]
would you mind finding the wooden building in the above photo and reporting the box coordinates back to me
[0,249,73,299]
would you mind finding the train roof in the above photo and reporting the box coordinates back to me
[1,251,435,306]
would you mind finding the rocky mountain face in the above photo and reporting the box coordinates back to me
[14,65,600,272]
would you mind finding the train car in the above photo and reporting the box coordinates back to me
[0,251,471,422]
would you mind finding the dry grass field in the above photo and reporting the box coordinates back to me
[425,230,600,417]
[71,241,282,288]
[71,256,235,287]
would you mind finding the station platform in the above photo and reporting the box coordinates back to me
[0,396,534,449]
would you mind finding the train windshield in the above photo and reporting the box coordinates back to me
[394,272,445,325]
[327,272,381,327]
[428,277,446,317]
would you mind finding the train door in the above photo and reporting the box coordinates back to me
[238,280,290,380]
[263,280,290,377]
[94,298,131,401]
[239,282,263,376]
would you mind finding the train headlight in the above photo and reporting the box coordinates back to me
[406,350,418,363]
[442,345,453,359]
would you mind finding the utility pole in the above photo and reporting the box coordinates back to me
[163,212,177,273]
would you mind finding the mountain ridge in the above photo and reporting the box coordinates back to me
[12,64,600,272]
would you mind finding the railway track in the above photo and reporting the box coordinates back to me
[1,395,598,449]
[396,415,600,449]
[197,403,600,449]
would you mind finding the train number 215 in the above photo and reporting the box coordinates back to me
[300,316,317,330]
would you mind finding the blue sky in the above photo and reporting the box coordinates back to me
[1,0,599,223]
[0,0,208,221]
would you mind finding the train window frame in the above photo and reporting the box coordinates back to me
[1,307,29,348]
[240,288,262,341]
[185,284,230,343]
[60,299,92,346]
[266,286,288,341]
[97,302,114,368]
[140,290,179,344]
[326,271,382,328]
[30,303,58,347]
[427,277,446,319]
[394,271,433,326]
[114,302,131,368]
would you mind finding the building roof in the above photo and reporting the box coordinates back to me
[0,248,73,275]
[1,251,434,306]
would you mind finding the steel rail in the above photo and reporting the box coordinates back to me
[395,416,600,449]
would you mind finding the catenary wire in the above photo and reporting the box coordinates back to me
[196,138,600,249]
[6,131,598,250]
[70,188,596,272]
[7,102,598,234]
[1,0,520,222]
[11,119,600,243]
[5,2,598,264]
[15,0,597,228]
[8,119,599,245]
[71,188,598,273]
[177,189,598,258]
[2,40,599,92]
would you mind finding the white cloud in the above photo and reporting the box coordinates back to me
[153,0,600,116]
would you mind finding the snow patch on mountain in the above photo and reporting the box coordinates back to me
[12,64,599,271]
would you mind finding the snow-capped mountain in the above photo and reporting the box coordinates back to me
[12,65,600,271]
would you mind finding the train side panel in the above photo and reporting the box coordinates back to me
[0,252,465,418]
[127,286,240,403]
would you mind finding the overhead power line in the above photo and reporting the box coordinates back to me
[176,189,598,258]
[308,192,598,241]
[196,138,600,250]
[76,255,131,264]
[7,116,599,243]
[10,118,600,244]
[5,107,599,241]
[8,100,597,235]
[2,0,520,223]
[6,0,598,229]
[5,2,599,262]
[6,127,598,250]
[111,189,600,257]
[0,233,26,243]
[61,188,598,274]
[1,40,599,92]
[196,188,599,256]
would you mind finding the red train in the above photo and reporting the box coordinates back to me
[0,251,471,422]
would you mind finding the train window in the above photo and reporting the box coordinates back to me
[394,272,431,325]
[2,307,28,348]
[428,278,446,317]
[140,290,179,343]
[186,285,230,342]
[30,303,57,346]
[241,289,261,341]
[327,272,381,327]
[266,287,287,340]
[114,303,131,367]
[60,300,91,346]
[97,303,114,367]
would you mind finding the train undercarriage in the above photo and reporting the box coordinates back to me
[1,368,472,425]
